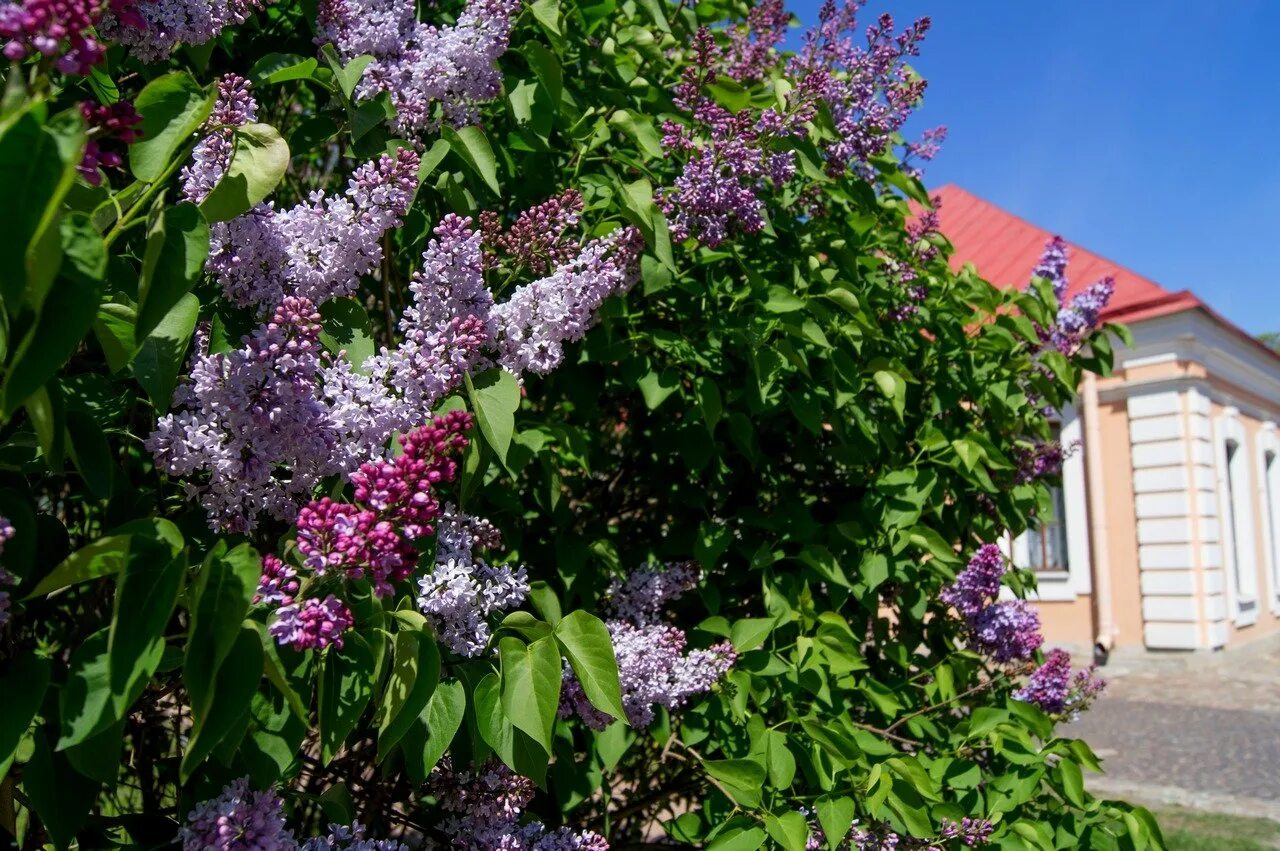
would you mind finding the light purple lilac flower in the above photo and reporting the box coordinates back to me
[101,0,262,62]
[181,74,258,204]
[318,0,519,136]
[268,594,354,651]
[180,777,296,851]
[428,759,610,850]
[806,813,993,849]
[300,822,407,851]
[491,225,644,374]
[971,599,1043,663]
[1014,647,1106,718]
[562,562,733,729]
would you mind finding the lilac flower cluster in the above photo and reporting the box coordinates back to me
[181,74,258,204]
[255,554,300,607]
[1014,647,1106,719]
[182,779,406,851]
[180,777,296,851]
[417,503,528,656]
[788,3,931,177]
[940,544,1043,663]
[561,563,735,729]
[1030,235,1070,301]
[1025,237,1115,355]
[804,812,992,850]
[721,0,790,84]
[101,0,262,62]
[659,29,800,247]
[902,125,948,177]
[146,298,337,533]
[479,189,584,275]
[491,225,644,375]
[0,0,138,74]
[889,197,942,318]
[428,759,609,850]
[1013,440,1066,485]
[79,100,142,185]
[318,0,519,136]
[268,595,354,652]
[0,516,13,627]
[295,412,473,596]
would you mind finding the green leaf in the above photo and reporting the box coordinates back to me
[702,758,766,808]
[466,368,520,464]
[58,629,116,748]
[0,106,85,307]
[416,679,465,775]
[763,730,796,788]
[1,260,100,417]
[814,796,855,851]
[523,41,563,103]
[729,617,775,652]
[377,630,440,759]
[136,202,209,341]
[764,286,805,313]
[499,635,562,754]
[249,53,320,85]
[66,408,114,500]
[554,610,625,725]
[475,671,549,785]
[1059,758,1085,808]
[443,124,500,195]
[321,46,373,100]
[706,826,766,851]
[619,177,657,242]
[319,297,376,368]
[199,123,290,222]
[133,292,199,408]
[529,0,562,37]
[131,72,215,182]
[23,731,100,851]
[0,654,48,776]
[24,383,65,470]
[764,811,810,851]
[609,109,662,159]
[26,518,182,599]
[108,537,184,719]
[319,631,375,763]
[637,368,678,410]
[185,542,259,723]
[181,625,263,781]
[873,369,906,421]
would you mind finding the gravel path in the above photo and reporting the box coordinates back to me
[1063,639,1280,819]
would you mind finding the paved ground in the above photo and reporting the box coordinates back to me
[1065,638,1280,820]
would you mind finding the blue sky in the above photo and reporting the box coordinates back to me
[785,0,1280,335]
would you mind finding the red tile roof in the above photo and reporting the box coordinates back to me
[930,185,1280,365]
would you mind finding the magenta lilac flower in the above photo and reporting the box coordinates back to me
[268,594,354,652]
[480,189,584,275]
[0,516,13,628]
[971,599,1043,663]
[428,759,610,850]
[1014,647,1106,718]
[180,777,296,851]
[78,100,142,185]
[181,74,258,204]
[101,0,262,62]
[318,0,519,136]
[0,0,135,74]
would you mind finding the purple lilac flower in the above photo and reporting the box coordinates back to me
[939,544,1005,620]
[146,298,336,533]
[971,599,1043,663]
[1051,277,1115,354]
[721,0,790,84]
[300,822,407,851]
[659,29,800,247]
[606,561,700,627]
[1013,439,1076,485]
[204,148,420,309]
[180,777,296,851]
[1014,647,1106,719]
[78,100,142,185]
[817,816,992,850]
[902,124,947,177]
[0,0,136,74]
[318,0,519,136]
[0,517,13,627]
[255,554,300,607]
[491,226,644,374]
[101,0,262,62]
[428,759,610,850]
[1031,236,1070,302]
[268,594,354,651]
[787,4,930,178]
[181,74,258,204]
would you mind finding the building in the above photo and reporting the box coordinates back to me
[935,185,1280,658]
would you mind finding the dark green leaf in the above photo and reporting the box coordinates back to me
[130,72,214,182]
[136,203,209,340]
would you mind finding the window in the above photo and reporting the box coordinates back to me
[1225,439,1243,592]
[1217,411,1259,624]
[1264,448,1280,606]
[1025,480,1069,573]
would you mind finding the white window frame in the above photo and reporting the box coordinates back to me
[1254,423,1280,615]
[1214,408,1259,626]
[1009,405,1092,602]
